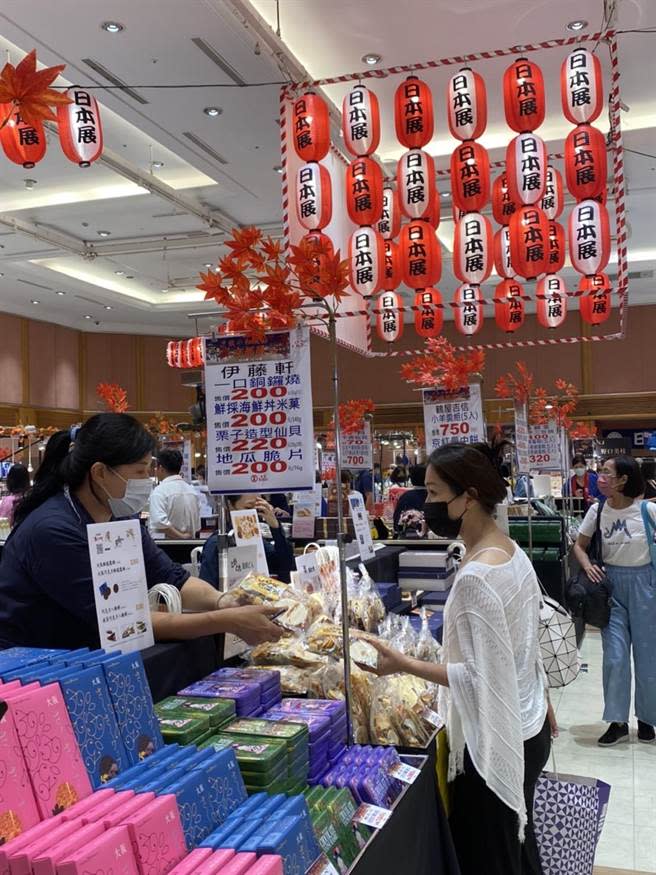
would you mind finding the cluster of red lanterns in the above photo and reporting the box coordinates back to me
[0,88,103,169]
[166,338,204,369]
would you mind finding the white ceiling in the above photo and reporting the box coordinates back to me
[0,0,654,336]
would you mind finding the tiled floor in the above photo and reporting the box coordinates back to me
[552,630,656,873]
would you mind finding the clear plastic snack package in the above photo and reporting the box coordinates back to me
[225,572,323,633]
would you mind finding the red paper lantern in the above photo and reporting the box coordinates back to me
[295,162,332,231]
[450,141,490,213]
[414,288,443,338]
[292,92,330,162]
[494,226,513,279]
[579,274,612,325]
[421,195,441,229]
[186,338,203,368]
[568,199,610,276]
[453,213,493,285]
[447,68,487,141]
[166,341,180,368]
[341,84,380,157]
[376,291,404,342]
[348,227,385,297]
[346,157,384,226]
[492,173,517,226]
[394,76,434,149]
[548,221,566,273]
[537,275,568,329]
[400,221,442,288]
[540,166,564,220]
[565,124,607,201]
[377,186,402,240]
[503,57,546,133]
[494,278,525,333]
[384,239,402,290]
[397,149,436,220]
[302,231,335,296]
[57,88,103,167]
[561,48,603,126]
[453,283,484,336]
[506,132,547,206]
[509,205,550,279]
[0,106,46,168]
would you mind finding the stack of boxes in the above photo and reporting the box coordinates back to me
[304,786,371,872]
[178,670,281,719]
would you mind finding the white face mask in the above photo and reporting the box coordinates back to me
[574,467,587,477]
[102,469,153,517]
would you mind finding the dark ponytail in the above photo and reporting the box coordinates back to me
[428,440,509,514]
[14,413,155,527]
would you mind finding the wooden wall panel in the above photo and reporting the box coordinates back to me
[84,333,138,411]
[142,336,194,412]
[0,313,23,405]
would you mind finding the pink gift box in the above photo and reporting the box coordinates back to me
[32,821,105,875]
[121,794,186,875]
[60,789,115,822]
[166,848,214,874]
[78,790,135,825]
[102,792,155,829]
[0,698,41,845]
[192,850,240,875]
[0,815,64,875]
[245,856,283,875]
[8,684,92,819]
[209,853,257,875]
[7,817,83,875]
[57,825,140,875]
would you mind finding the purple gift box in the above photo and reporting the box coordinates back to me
[209,668,281,693]
[178,680,260,715]
[262,708,332,744]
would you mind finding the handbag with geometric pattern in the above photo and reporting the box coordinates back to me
[538,590,580,688]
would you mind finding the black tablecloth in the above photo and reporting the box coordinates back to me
[352,753,460,875]
[141,635,223,701]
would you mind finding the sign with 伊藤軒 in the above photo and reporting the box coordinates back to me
[339,422,373,470]
[422,384,485,454]
[528,421,561,472]
[204,327,315,495]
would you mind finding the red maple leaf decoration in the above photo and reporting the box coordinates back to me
[96,383,129,414]
[494,361,535,404]
[0,49,72,129]
[569,421,597,440]
[401,337,485,391]
[334,399,376,434]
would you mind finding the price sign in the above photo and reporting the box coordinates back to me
[230,509,268,574]
[204,327,314,494]
[423,384,485,453]
[340,422,373,470]
[514,401,530,474]
[307,855,340,875]
[321,451,336,482]
[295,552,322,594]
[353,803,392,829]
[389,762,421,784]
[528,421,561,472]
[348,493,374,561]
[422,708,444,730]
[292,495,316,539]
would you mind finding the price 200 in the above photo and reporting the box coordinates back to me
[231,460,289,476]
[230,411,287,427]
[438,422,470,436]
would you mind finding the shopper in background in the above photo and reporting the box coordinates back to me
[564,454,601,505]
[0,414,282,650]
[574,455,656,746]
[326,469,364,517]
[392,464,427,532]
[149,449,201,540]
[364,442,551,875]
[199,492,294,586]
[640,458,656,499]
[0,463,30,526]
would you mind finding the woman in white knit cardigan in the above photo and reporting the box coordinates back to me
[368,443,556,875]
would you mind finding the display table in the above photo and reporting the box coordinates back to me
[141,635,223,701]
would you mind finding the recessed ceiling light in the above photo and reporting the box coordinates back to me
[161,288,169,293]
[97,230,111,237]
[204,262,213,268]
[440,191,450,199]
[55,290,65,295]
[101,21,124,33]
[203,106,222,117]
[152,161,164,169]
[114,270,125,276]
[30,300,40,305]
[24,178,37,190]
[104,305,113,310]
[273,165,283,174]
[545,403,554,410]
[84,314,92,319]
[362,53,381,66]
[567,19,587,31]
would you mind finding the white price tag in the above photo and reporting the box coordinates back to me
[353,803,392,829]
[389,762,421,784]
[422,708,444,730]
[306,855,340,875]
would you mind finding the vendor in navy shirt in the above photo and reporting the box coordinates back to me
[0,413,282,651]
[393,465,428,532]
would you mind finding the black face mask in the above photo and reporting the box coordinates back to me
[423,495,465,539]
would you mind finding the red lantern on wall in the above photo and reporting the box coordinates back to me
[414,288,443,338]
[400,221,442,289]
[509,205,550,279]
[453,283,484,336]
[57,88,103,167]
[548,221,566,273]
[568,199,610,275]
[447,68,487,141]
[492,173,517,226]
[295,162,332,231]
[384,239,402,290]
[540,166,564,220]
[561,48,604,126]
[494,278,525,333]
[503,57,546,133]
[397,149,436,220]
[579,274,612,325]
[348,227,385,297]
[394,76,434,149]
[537,275,568,329]
[450,141,490,213]
[506,132,547,206]
[341,84,380,157]
[302,231,335,296]
[565,125,607,201]
[0,107,46,168]
[292,92,330,162]
[377,186,402,240]
[376,291,404,342]
[494,226,513,279]
[346,157,384,226]
[453,213,493,285]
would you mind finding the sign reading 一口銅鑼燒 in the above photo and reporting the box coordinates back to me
[204,327,315,495]
[422,384,485,454]
[340,421,373,471]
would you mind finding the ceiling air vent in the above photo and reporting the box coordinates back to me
[17,278,53,291]
[182,132,229,165]
[190,38,246,86]
[81,59,149,105]
[607,269,654,281]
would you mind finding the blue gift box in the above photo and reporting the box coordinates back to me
[59,665,129,788]
[241,814,321,875]
[195,747,247,827]
[167,770,215,849]
[102,653,163,765]
[101,744,180,789]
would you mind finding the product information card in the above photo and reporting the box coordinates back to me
[349,493,375,561]
[230,509,268,575]
[423,383,485,453]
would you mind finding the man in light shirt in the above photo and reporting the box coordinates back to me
[149,449,200,540]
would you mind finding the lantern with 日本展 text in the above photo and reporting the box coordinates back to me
[494,226,513,279]
[341,83,380,157]
[302,231,334,296]
[541,166,564,220]
[397,149,436,220]
[579,273,612,325]
[450,141,490,214]
[506,132,548,205]
[453,283,484,336]
[292,92,330,162]
[548,221,566,273]
[348,226,385,297]
[509,205,550,279]
[503,57,546,133]
[537,275,568,329]
[394,76,434,149]
[568,199,610,276]
[492,173,517,225]
[447,68,487,141]
[377,186,402,240]
[345,157,384,226]
[384,239,402,290]
[376,291,404,342]
[494,278,525,333]
[0,106,46,168]
[57,88,103,166]
[400,220,442,289]
[414,288,443,338]
[295,162,332,231]
[561,48,604,126]
[453,213,493,285]
[564,124,607,202]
